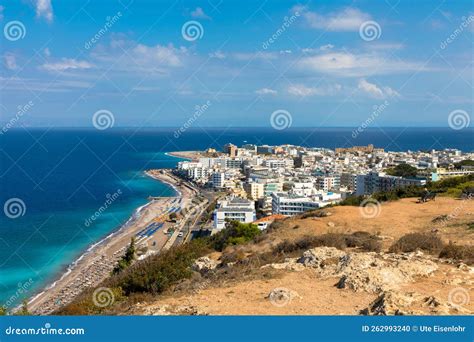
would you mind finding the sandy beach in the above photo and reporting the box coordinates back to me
[167,151,202,161]
[28,169,197,315]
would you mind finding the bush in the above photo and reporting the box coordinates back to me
[389,233,444,254]
[300,210,329,219]
[110,238,210,295]
[210,221,261,251]
[439,243,474,264]
[274,232,381,254]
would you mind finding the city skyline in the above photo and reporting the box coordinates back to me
[1,0,473,129]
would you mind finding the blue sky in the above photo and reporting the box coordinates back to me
[1,0,473,128]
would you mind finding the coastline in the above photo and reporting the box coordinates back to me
[166,151,202,161]
[27,168,195,315]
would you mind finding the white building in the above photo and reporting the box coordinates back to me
[271,192,319,216]
[211,172,225,188]
[213,197,256,230]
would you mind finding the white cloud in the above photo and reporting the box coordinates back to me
[296,6,371,31]
[4,54,17,70]
[298,51,426,77]
[40,58,93,71]
[357,79,400,99]
[288,83,341,97]
[131,44,185,67]
[319,44,334,51]
[209,51,226,59]
[191,7,211,20]
[255,88,277,95]
[36,0,53,23]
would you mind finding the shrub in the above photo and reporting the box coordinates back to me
[439,243,474,264]
[389,233,444,254]
[274,232,381,254]
[300,210,328,219]
[210,221,261,251]
[112,237,136,275]
[345,231,382,252]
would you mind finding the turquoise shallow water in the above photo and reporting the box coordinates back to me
[1,127,472,308]
[0,131,182,307]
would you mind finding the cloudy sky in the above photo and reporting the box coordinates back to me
[1,0,473,127]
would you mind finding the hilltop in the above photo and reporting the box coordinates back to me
[57,196,474,316]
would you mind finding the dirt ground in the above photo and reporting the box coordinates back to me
[132,197,474,316]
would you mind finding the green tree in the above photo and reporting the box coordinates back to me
[210,221,261,251]
[112,237,136,275]
[0,306,7,315]
[385,163,418,178]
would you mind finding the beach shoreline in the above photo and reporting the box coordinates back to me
[166,151,202,161]
[27,168,196,315]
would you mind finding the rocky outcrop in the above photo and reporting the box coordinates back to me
[361,291,471,315]
[141,304,208,316]
[266,247,439,293]
[192,257,218,275]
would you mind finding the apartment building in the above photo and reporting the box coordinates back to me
[213,197,256,230]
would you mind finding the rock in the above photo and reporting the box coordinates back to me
[361,291,469,315]
[192,257,219,274]
[297,247,345,268]
[262,258,305,271]
[266,288,301,306]
[298,247,438,293]
[327,222,335,227]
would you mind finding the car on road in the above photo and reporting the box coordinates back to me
[178,232,184,237]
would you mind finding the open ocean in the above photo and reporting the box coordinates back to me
[0,127,473,307]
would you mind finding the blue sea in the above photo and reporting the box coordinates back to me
[0,127,473,307]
